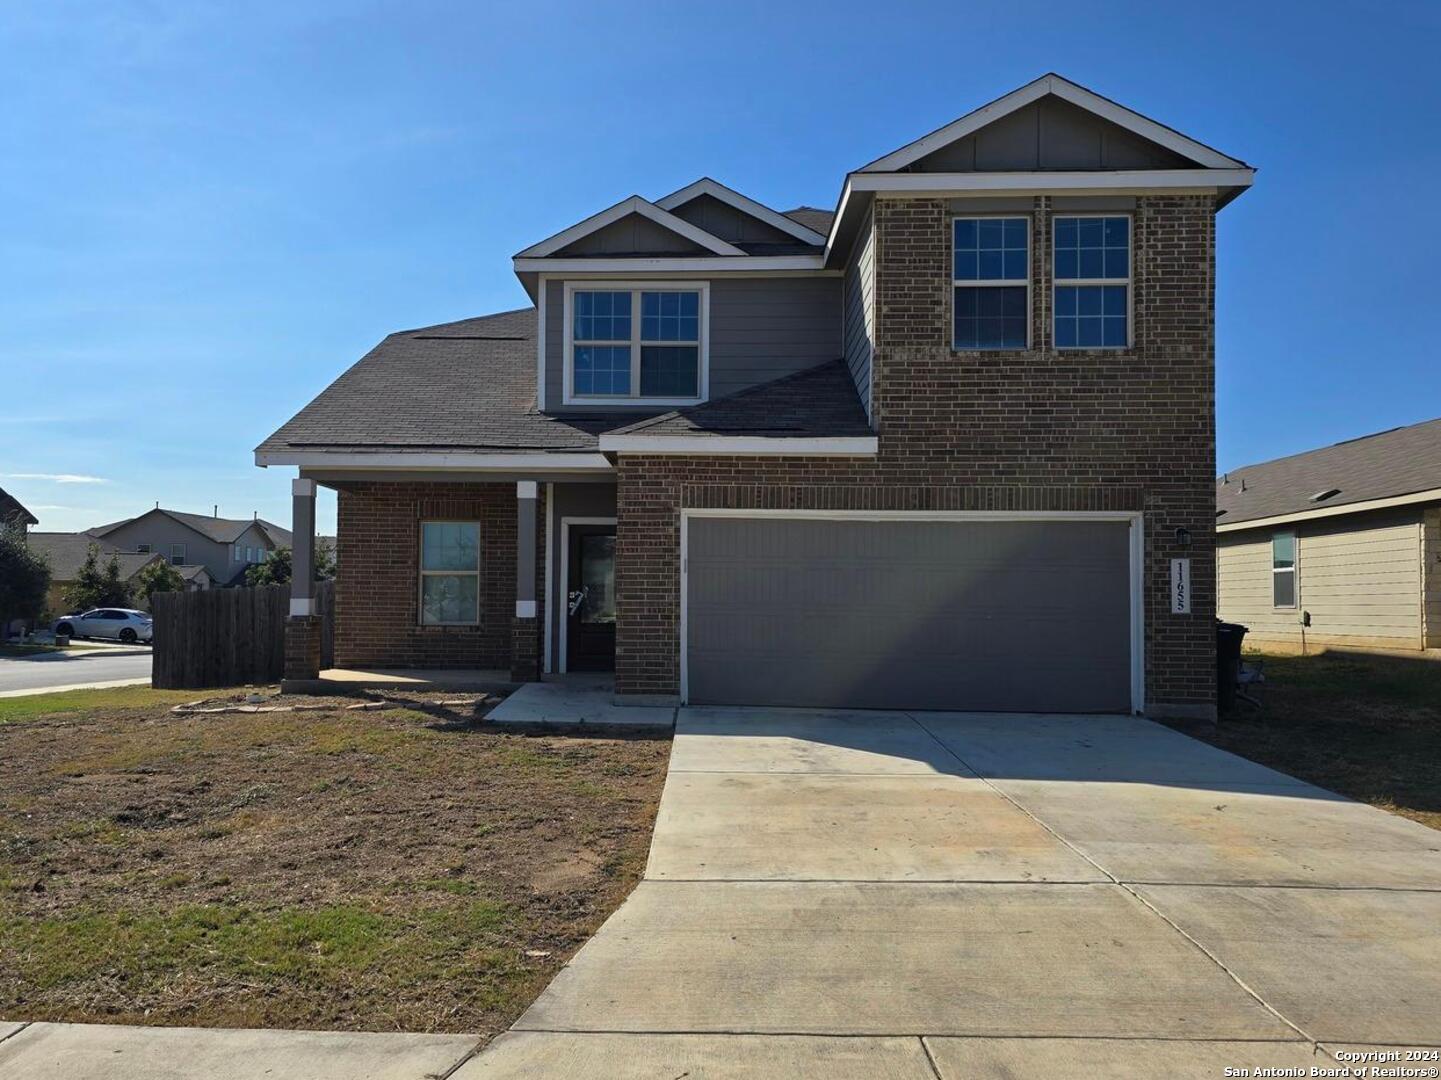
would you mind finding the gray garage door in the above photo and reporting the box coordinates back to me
[685,517,1133,713]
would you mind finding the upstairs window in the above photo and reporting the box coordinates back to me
[1054,216,1130,348]
[952,217,1028,350]
[1272,532,1297,608]
[567,285,706,403]
[170,543,185,566]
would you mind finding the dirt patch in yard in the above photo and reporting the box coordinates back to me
[0,687,671,1036]
[1160,650,1441,831]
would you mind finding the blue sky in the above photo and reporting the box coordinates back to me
[2,0,1437,536]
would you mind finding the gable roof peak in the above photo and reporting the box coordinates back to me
[858,72,1249,174]
[514,193,746,259]
[655,178,827,245]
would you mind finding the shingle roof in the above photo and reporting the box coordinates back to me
[258,307,868,456]
[175,564,211,582]
[0,486,38,527]
[90,508,291,546]
[606,360,872,438]
[783,207,834,236]
[257,309,631,455]
[27,533,163,581]
[1217,416,1441,526]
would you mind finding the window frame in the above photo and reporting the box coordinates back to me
[169,543,186,566]
[1052,212,1133,351]
[417,520,482,627]
[1271,530,1298,610]
[562,280,710,406]
[951,214,1031,352]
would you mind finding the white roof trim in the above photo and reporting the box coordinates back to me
[255,450,615,471]
[859,73,1247,174]
[514,255,831,274]
[515,195,746,258]
[599,435,878,456]
[847,168,1253,195]
[655,178,827,246]
[1216,487,1441,533]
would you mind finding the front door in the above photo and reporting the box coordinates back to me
[566,524,616,671]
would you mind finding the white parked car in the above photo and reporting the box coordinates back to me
[54,608,154,644]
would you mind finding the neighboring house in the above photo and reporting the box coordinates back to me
[260,73,1253,719]
[1,486,38,534]
[27,533,168,617]
[88,507,291,586]
[1217,418,1441,653]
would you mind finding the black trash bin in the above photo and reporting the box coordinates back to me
[1216,621,1248,714]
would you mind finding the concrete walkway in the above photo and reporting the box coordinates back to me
[464,707,1441,1077]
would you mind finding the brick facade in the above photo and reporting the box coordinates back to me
[333,481,537,671]
[615,194,1217,715]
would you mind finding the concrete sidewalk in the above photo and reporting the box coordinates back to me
[0,1022,483,1080]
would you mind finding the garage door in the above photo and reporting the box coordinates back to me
[684,516,1134,713]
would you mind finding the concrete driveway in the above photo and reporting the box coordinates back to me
[467,707,1441,1077]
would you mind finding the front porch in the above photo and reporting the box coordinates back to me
[282,473,620,691]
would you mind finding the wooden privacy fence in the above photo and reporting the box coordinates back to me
[152,584,289,689]
[152,580,337,689]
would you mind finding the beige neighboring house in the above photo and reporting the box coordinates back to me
[27,533,168,618]
[1217,418,1441,653]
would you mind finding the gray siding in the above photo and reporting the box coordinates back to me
[100,515,276,585]
[669,193,799,245]
[543,276,842,411]
[1216,508,1427,651]
[911,95,1195,172]
[842,208,875,420]
[555,213,709,257]
[546,481,618,672]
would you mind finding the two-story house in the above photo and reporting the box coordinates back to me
[260,74,1252,720]
[88,507,291,587]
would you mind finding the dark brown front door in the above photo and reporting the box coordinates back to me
[566,524,616,672]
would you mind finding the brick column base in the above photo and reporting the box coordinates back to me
[285,616,322,681]
[510,616,540,683]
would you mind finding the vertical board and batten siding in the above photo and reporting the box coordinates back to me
[1216,508,1426,649]
[842,208,875,420]
[543,277,842,410]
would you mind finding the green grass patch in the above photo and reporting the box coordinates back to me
[1,897,529,1018]
[0,686,209,724]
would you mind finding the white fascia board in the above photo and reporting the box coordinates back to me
[1216,488,1441,533]
[598,435,878,456]
[515,195,745,258]
[255,450,615,471]
[513,255,831,274]
[847,168,1253,195]
[655,178,828,246]
[859,73,1247,173]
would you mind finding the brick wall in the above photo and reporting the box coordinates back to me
[615,194,1217,714]
[333,481,526,670]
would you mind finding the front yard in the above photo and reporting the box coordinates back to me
[0,686,671,1035]
[1163,649,1441,830]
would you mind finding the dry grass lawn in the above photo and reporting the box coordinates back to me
[0,686,671,1036]
[1161,649,1441,830]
